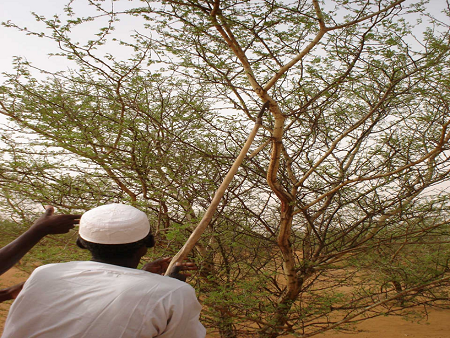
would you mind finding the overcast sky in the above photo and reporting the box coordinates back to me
[1,0,71,75]
[1,0,448,79]
[0,0,144,78]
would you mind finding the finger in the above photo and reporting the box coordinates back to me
[55,215,80,225]
[65,214,82,220]
[44,205,55,216]
[179,263,197,268]
[178,266,198,271]
[70,215,82,224]
[174,262,197,270]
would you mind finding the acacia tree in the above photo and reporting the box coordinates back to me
[132,0,450,336]
[1,0,450,337]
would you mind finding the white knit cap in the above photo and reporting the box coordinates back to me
[79,203,150,244]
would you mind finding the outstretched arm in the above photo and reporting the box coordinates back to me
[0,205,81,276]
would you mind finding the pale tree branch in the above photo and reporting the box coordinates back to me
[297,117,450,212]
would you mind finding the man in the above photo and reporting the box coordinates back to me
[2,203,206,338]
[0,205,80,302]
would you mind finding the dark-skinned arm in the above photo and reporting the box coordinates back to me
[0,205,81,276]
[0,283,24,303]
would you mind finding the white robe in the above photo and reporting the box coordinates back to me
[2,261,206,338]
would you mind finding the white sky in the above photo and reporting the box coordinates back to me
[1,0,448,77]
[0,0,144,78]
[1,0,71,75]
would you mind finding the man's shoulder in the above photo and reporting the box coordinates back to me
[32,261,193,291]
[32,260,95,273]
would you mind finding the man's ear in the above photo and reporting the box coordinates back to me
[145,234,155,248]
[76,237,87,249]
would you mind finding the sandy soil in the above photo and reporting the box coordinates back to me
[1,267,449,337]
[318,310,450,338]
[0,267,28,331]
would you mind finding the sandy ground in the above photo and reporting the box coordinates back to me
[0,267,28,331]
[1,267,449,337]
[318,310,450,338]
